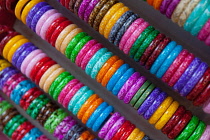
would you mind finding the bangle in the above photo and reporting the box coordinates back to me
[22,128,43,140]
[199,125,210,140]
[58,119,77,139]
[6,117,26,137]
[14,0,31,20]
[152,0,164,10]
[16,122,34,140]
[112,120,131,140]
[165,0,181,18]
[198,19,210,41]
[78,0,93,20]
[202,94,210,114]
[135,131,145,140]
[159,0,172,14]
[73,0,84,16]
[120,123,135,140]
[0,69,18,89]
[193,84,210,106]
[126,128,140,140]
[63,124,80,139]
[77,130,91,140]
[44,108,60,132]
[84,0,100,22]
[188,120,206,140]
[69,0,77,12]
[147,0,154,5]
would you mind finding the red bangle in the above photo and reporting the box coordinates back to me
[11,121,32,140]
[29,57,52,81]
[60,0,66,6]
[161,105,186,135]
[0,0,6,10]
[65,0,71,9]
[162,49,188,83]
[120,123,135,140]
[6,0,18,13]
[187,68,210,101]
[34,60,57,85]
[23,90,43,110]
[193,84,210,106]
[112,120,131,140]
[167,110,192,139]
[45,17,68,42]
[16,122,34,140]
[49,20,72,47]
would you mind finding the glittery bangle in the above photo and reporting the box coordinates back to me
[159,0,172,14]
[78,0,92,20]
[84,0,100,23]
[193,84,210,106]
[199,125,210,140]
[112,120,131,140]
[188,120,206,140]
[198,19,210,41]
[165,0,181,18]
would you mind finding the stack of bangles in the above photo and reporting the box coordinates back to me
[6,0,210,111]
[0,97,48,140]
[0,27,210,139]
[143,0,210,46]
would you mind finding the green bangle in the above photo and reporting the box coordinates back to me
[134,83,156,109]
[31,98,50,119]
[72,89,93,115]
[188,120,206,140]
[50,110,68,133]
[49,71,71,97]
[0,101,8,107]
[6,117,26,137]
[130,80,151,107]
[65,32,88,59]
[134,30,159,61]
[0,104,13,116]
[52,75,75,100]
[175,116,199,140]
[129,26,155,58]
[70,36,93,63]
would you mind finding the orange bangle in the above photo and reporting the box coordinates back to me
[81,98,104,124]
[101,59,124,87]
[15,0,31,20]
[77,130,91,140]
[77,94,99,120]
[96,55,119,83]
[147,0,154,5]
[153,0,164,10]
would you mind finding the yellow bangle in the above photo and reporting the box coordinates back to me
[148,96,173,125]
[7,38,30,62]
[21,0,43,24]
[155,101,179,130]
[99,2,124,35]
[15,0,31,20]
[127,128,140,140]
[134,131,145,140]
[0,59,8,65]
[103,6,129,39]
[0,62,12,71]
[3,35,25,59]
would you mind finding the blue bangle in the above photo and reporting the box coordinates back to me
[85,48,108,76]
[184,0,210,32]
[72,89,93,115]
[156,45,182,78]
[30,5,53,32]
[86,102,108,128]
[0,69,18,89]
[173,57,201,93]
[92,105,113,131]
[22,128,43,140]
[26,2,48,28]
[106,64,130,91]
[68,86,89,112]
[190,5,210,36]
[180,62,208,96]
[112,68,135,95]
[150,41,176,74]
[90,52,113,79]
[143,91,167,120]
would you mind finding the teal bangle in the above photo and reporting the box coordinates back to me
[6,118,26,137]
[44,109,60,132]
[134,30,159,61]
[134,83,156,109]
[175,116,199,140]
[188,121,206,140]
[90,51,113,79]
[49,71,71,97]
[68,86,90,111]
[130,80,151,107]
[3,114,22,135]
[85,48,108,76]
[52,75,75,100]
[0,103,12,116]
[65,32,88,59]
[72,89,93,115]
[31,98,50,119]
[129,26,155,58]
[70,36,93,63]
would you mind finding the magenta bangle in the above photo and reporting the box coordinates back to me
[78,0,92,20]
[203,95,210,114]
[199,125,210,140]
[165,0,181,18]
[160,0,173,14]
[198,19,210,41]
[205,33,210,46]
[84,0,100,22]
[98,112,121,139]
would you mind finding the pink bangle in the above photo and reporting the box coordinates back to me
[75,39,98,67]
[198,19,210,41]
[203,97,210,114]
[119,18,144,51]
[40,13,63,40]
[62,82,84,108]
[35,9,58,36]
[205,33,210,46]
[25,53,47,78]
[20,49,43,75]
[199,125,210,140]
[58,79,80,104]
[98,112,121,139]
[123,21,149,54]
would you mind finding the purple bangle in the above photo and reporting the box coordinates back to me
[98,112,121,139]
[160,0,173,14]
[104,116,126,140]
[30,5,53,32]
[26,2,48,28]
[200,125,210,140]
[138,88,161,115]
[78,0,92,20]
[165,0,181,18]
[180,62,208,96]
[84,0,100,22]
[118,72,140,100]
[173,57,201,93]
[203,94,210,114]
[143,92,167,120]
[198,19,210,41]
[123,76,147,104]
[0,69,18,89]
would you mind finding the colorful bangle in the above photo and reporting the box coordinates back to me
[78,0,93,20]
[193,84,210,106]
[198,19,210,41]
[165,0,181,18]
[84,0,100,23]
[188,120,206,140]
[199,125,210,140]
[112,120,131,140]
[14,0,31,20]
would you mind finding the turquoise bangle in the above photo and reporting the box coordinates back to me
[90,51,113,79]
[85,48,108,76]
[72,89,93,115]
[156,45,182,78]
[188,121,206,140]
[150,41,176,74]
